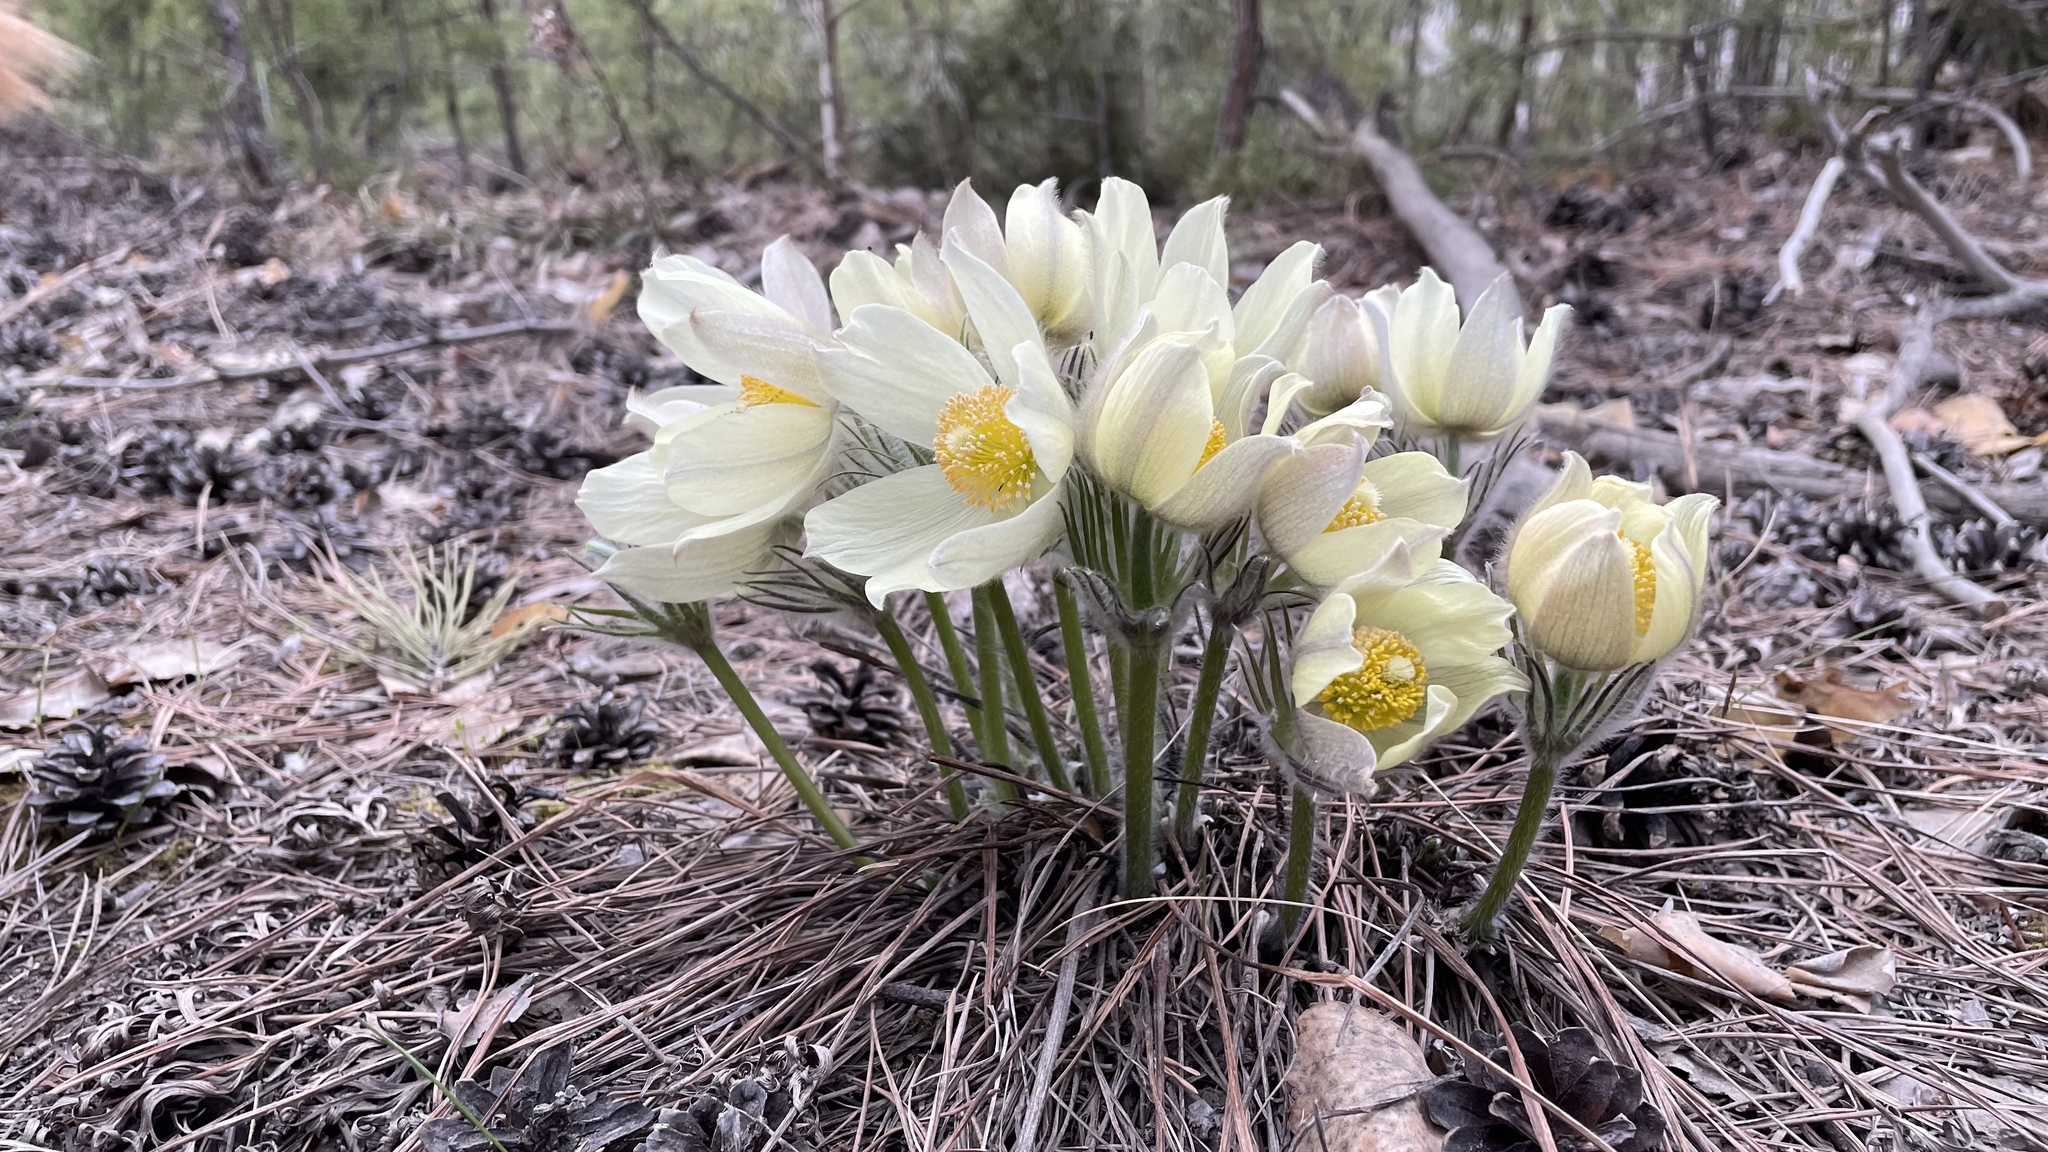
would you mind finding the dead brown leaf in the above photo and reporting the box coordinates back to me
[88,638,236,687]
[586,271,631,323]
[1785,945,1897,1013]
[1285,1002,1445,1152]
[1603,911,1796,1003]
[0,669,111,729]
[490,602,572,641]
[1775,668,1913,742]
[1931,393,2048,455]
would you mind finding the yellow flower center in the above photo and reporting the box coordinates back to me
[1323,480,1386,532]
[736,374,820,409]
[1198,420,1228,468]
[1315,626,1429,732]
[934,384,1037,511]
[1625,532,1655,634]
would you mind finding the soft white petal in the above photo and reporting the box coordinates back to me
[1361,452,1469,528]
[804,466,997,605]
[1525,451,1596,520]
[1435,274,1522,433]
[830,250,938,329]
[1368,683,1458,769]
[1006,340,1075,482]
[1149,264,1234,345]
[1294,711,1380,797]
[1295,389,1393,446]
[1291,589,1362,706]
[662,403,836,518]
[1093,176,1159,301]
[761,236,834,334]
[822,304,994,444]
[1296,295,1379,415]
[1385,268,1461,423]
[1507,302,1570,426]
[1285,519,1448,589]
[595,522,785,605]
[624,386,728,435]
[928,480,1067,589]
[942,179,1008,274]
[1158,196,1229,287]
[1088,337,1213,506]
[1352,575,1515,668]
[1234,241,1320,352]
[1152,434,1300,531]
[1219,355,1284,442]
[578,452,711,546]
[943,236,1043,389]
[1005,179,1089,330]
[1258,440,1366,556]
[684,308,828,396]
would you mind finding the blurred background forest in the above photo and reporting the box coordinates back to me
[24,0,2048,203]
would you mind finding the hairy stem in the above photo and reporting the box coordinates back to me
[988,580,1072,792]
[1057,576,1113,798]
[1173,612,1235,848]
[874,611,969,820]
[694,638,858,851]
[970,587,1019,804]
[1277,784,1317,945]
[924,591,984,750]
[1463,747,1559,935]
[1119,638,1162,899]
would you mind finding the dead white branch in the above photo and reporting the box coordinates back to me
[1771,155,1846,301]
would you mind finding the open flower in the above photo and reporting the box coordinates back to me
[1506,453,1717,671]
[1290,551,1524,785]
[1376,269,1569,440]
[804,238,1075,605]
[1258,446,1468,587]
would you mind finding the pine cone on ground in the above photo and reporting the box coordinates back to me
[418,1043,655,1152]
[27,726,179,836]
[795,660,904,745]
[1423,1025,1667,1152]
[547,691,661,772]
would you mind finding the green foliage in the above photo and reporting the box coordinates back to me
[24,0,1982,203]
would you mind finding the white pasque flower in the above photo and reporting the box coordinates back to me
[575,238,838,602]
[1375,268,1570,440]
[1293,287,1397,416]
[1257,444,1468,588]
[804,236,1075,605]
[1506,452,1717,672]
[1289,552,1525,786]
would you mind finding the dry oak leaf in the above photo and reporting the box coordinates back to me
[1774,668,1913,744]
[1785,945,1897,1013]
[1285,1002,1445,1152]
[1600,911,1796,1004]
[1931,393,2048,456]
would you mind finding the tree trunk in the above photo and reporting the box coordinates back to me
[1215,0,1262,153]
[1495,0,1535,147]
[475,0,527,177]
[253,0,329,184]
[204,0,280,189]
[432,0,473,183]
[810,0,845,181]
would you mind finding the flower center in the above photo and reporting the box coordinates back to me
[934,384,1037,511]
[1323,480,1386,532]
[737,375,820,409]
[1625,532,1655,634]
[1198,420,1228,468]
[1315,626,1428,731]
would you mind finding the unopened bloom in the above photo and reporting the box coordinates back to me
[1377,269,1569,440]
[1289,551,1524,785]
[1293,289,1396,416]
[1258,446,1468,587]
[1506,452,1717,671]
[804,237,1074,605]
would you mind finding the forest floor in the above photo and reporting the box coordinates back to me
[1,120,2046,1152]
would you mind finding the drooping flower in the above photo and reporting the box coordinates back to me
[1375,269,1569,440]
[1505,452,1717,671]
[1258,447,1468,587]
[1290,553,1524,784]
[804,237,1075,605]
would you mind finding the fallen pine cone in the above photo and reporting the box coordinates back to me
[1423,1025,1666,1152]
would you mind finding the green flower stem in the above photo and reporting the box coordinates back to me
[1462,746,1560,935]
[1441,433,1463,480]
[1277,783,1317,945]
[1119,637,1162,899]
[987,580,1073,793]
[969,588,1020,805]
[1056,576,1112,798]
[924,591,984,745]
[1172,614,1235,849]
[693,637,859,852]
[874,611,970,821]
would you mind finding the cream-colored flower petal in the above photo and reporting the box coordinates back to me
[639,255,783,356]
[1666,493,1719,589]
[1297,294,1379,416]
[1007,340,1075,482]
[662,403,836,518]
[1088,336,1215,507]
[905,231,966,326]
[1352,573,1514,668]
[1093,176,1159,300]
[594,521,785,605]
[928,479,1067,590]
[1291,589,1362,706]
[1262,372,1317,436]
[1368,683,1457,769]
[1517,512,1637,671]
[1435,274,1521,433]
[1507,498,1621,599]
[1257,439,1365,556]
[1524,450,1596,520]
[1158,196,1228,286]
[1294,711,1381,796]
[683,308,828,396]
[942,179,1009,274]
[1148,264,1234,345]
[803,465,998,605]
[1428,657,1525,729]
[1634,503,1713,663]
[577,452,711,546]
[760,236,834,334]
[829,249,940,329]
[1285,519,1448,589]
[1327,537,1425,596]
[1219,355,1285,442]
[624,386,729,435]
[822,304,993,444]
[1005,179,1089,331]
[1509,302,1570,422]
[1385,268,1461,422]
[1362,451,1468,528]
[943,235,1043,389]
[1152,433,1300,531]
[1234,240,1320,352]
[1294,389,1393,446]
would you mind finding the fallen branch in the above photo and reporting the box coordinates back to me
[1279,87,1519,313]
[1848,395,2008,616]
[1535,405,2048,527]
[35,318,580,390]
[1770,156,1845,301]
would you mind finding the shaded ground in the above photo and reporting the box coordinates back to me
[1,120,2045,1151]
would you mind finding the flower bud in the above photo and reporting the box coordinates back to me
[1377,269,1569,440]
[1505,453,1717,671]
[1294,292,1388,416]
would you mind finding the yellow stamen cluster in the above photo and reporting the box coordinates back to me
[1316,626,1428,732]
[737,374,820,409]
[934,384,1037,511]
[1624,532,1656,634]
[1323,480,1386,533]
[1197,421,1228,468]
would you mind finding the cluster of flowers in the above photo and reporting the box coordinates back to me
[576,178,1715,916]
